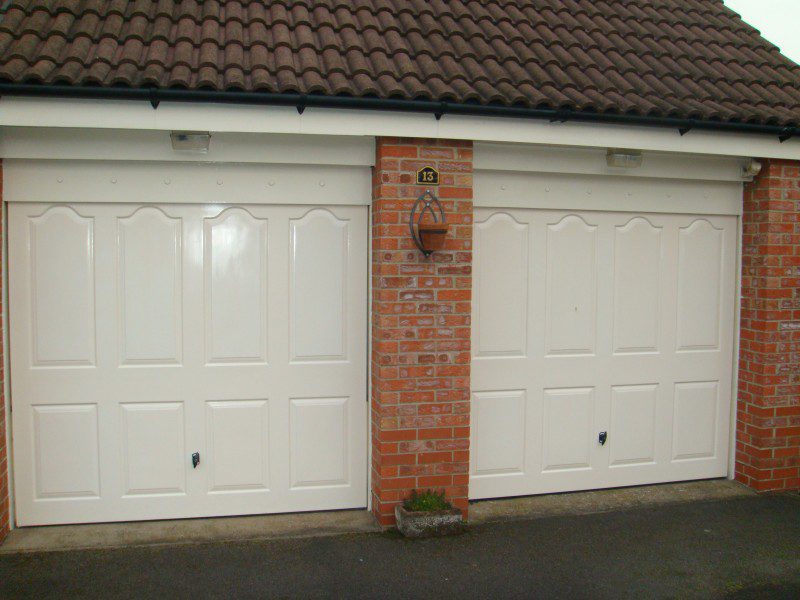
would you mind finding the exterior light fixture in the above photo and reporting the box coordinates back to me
[606,148,643,169]
[410,189,448,257]
[170,131,211,153]
[741,158,762,180]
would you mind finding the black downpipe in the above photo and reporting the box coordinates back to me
[0,82,796,142]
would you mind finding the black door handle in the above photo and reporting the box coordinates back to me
[598,431,608,446]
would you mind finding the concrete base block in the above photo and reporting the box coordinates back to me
[395,505,465,538]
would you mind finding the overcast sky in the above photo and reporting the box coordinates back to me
[723,0,800,64]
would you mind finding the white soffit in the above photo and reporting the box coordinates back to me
[0,97,799,161]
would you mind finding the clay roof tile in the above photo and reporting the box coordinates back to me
[0,0,796,126]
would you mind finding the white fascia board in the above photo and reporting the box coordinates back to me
[0,127,749,184]
[444,115,799,161]
[1,96,799,160]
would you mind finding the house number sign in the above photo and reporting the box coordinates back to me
[416,166,440,185]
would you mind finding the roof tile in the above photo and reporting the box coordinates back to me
[0,0,797,126]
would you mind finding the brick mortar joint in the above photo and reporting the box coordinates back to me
[371,138,476,519]
[737,161,800,493]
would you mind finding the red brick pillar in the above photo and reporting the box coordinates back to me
[0,161,7,541]
[737,158,800,492]
[370,137,473,526]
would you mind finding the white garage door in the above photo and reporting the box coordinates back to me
[470,208,736,499]
[9,202,367,525]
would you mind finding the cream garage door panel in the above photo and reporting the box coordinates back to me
[470,208,736,499]
[29,207,96,366]
[10,202,368,526]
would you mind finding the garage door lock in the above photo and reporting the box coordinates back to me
[598,431,608,446]
[192,452,201,469]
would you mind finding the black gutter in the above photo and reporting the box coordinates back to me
[0,82,796,143]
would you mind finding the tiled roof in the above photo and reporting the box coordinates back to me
[0,0,799,127]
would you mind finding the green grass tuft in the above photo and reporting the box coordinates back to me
[402,489,452,512]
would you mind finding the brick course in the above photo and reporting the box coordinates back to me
[371,138,473,526]
[737,158,800,492]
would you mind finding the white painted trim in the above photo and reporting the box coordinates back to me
[3,159,372,206]
[729,215,744,480]
[1,128,748,186]
[475,142,746,183]
[0,127,376,166]
[2,199,13,531]
[366,201,373,514]
[475,170,743,216]
[1,97,799,160]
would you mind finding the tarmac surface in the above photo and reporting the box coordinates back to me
[0,493,798,599]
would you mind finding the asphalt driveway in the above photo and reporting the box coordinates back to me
[1,494,798,599]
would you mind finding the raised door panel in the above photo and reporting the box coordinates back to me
[206,400,269,493]
[29,207,95,366]
[546,215,597,356]
[542,387,594,471]
[118,208,182,365]
[677,220,723,352]
[672,381,718,461]
[290,397,349,488]
[474,213,529,357]
[289,209,348,362]
[121,402,186,496]
[613,218,662,354]
[472,390,526,476]
[33,404,99,499]
[204,208,268,364]
[609,385,658,467]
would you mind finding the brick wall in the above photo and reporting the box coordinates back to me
[371,137,473,526]
[737,158,800,492]
[0,160,7,541]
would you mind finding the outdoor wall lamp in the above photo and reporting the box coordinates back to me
[410,189,449,257]
[170,130,211,153]
[606,148,643,169]
[741,158,762,180]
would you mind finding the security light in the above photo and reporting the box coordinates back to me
[606,148,643,169]
[741,158,762,180]
[170,131,211,153]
